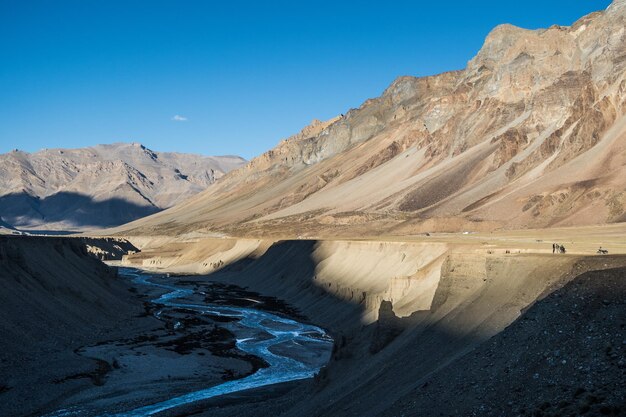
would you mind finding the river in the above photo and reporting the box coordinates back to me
[47,268,333,417]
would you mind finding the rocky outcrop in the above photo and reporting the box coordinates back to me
[79,237,139,260]
[369,301,404,354]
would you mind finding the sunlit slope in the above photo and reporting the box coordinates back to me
[116,1,626,237]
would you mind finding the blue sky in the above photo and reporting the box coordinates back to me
[0,1,612,159]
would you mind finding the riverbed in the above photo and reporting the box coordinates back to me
[46,268,333,417]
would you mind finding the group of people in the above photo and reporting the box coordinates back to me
[551,243,610,254]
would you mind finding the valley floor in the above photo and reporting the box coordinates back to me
[115,224,626,416]
[1,224,625,416]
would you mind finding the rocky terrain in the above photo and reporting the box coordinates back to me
[385,265,626,417]
[0,143,245,231]
[114,0,626,238]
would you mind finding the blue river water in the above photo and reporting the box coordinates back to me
[46,268,333,417]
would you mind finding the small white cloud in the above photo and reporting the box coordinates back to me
[172,115,188,122]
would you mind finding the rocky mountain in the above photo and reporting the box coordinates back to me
[117,1,626,238]
[0,143,245,230]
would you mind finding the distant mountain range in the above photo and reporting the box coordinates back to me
[0,143,245,231]
[117,1,626,237]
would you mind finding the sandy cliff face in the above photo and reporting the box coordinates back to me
[122,238,449,324]
[0,143,245,230]
[115,2,626,237]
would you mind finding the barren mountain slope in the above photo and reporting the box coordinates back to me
[118,1,626,237]
[0,143,245,230]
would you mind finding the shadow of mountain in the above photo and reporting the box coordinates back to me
[152,240,486,417]
[197,240,364,336]
[143,240,373,417]
[0,191,161,229]
[210,240,367,331]
[0,216,15,230]
[381,264,626,417]
[0,235,153,416]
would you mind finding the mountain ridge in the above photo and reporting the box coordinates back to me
[111,2,626,236]
[0,143,246,230]
[113,0,626,236]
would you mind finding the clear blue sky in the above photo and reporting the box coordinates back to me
[0,1,612,159]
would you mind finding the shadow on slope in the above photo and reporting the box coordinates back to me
[385,263,626,417]
[0,191,161,229]
[0,236,155,417]
[147,240,374,417]
[158,240,481,417]
[174,248,626,417]
[0,216,15,230]
[209,240,368,332]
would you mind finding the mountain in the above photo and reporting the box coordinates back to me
[117,2,626,238]
[0,143,245,230]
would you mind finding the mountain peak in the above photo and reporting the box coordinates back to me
[608,0,626,11]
